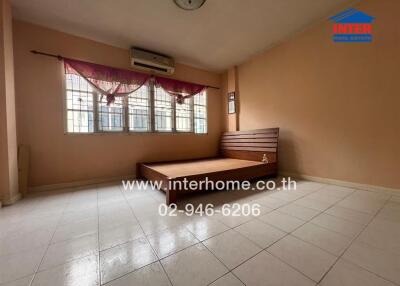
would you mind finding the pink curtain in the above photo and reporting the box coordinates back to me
[155,76,207,104]
[64,58,150,105]
[64,58,207,105]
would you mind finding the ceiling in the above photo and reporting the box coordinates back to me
[11,0,353,72]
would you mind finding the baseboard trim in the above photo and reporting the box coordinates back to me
[28,175,135,193]
[2,192,22,206]
[279,171,399,194]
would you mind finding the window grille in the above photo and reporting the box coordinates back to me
[64,73,207,134]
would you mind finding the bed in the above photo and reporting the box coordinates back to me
[137,128,279,204]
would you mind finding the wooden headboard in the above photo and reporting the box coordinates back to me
[220,128,279,163]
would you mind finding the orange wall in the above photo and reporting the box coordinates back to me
[13,20,222,188]
[221,67,240,132]
[0,0,19,203]
[234,0,400,189]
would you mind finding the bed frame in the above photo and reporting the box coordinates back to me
[137,128,279,204]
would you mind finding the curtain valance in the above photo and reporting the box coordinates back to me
[64,58,207,105]
[154,76,207,104]
[64,58,150,105]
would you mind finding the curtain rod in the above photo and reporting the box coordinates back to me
[30,50,220,90]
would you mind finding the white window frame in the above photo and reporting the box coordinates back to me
[153,83,175,133]
[127,86,152,133]
[63,74,208,135]
[96,92,126,133]
[193,91,208,134]
[174,97,194,133]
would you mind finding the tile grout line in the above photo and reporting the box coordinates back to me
[96,184,101,285]
[4,182,393,286]
[96,187,155,285]
[314,193,394,285]
[33,187,103,285]
[117,185,176,286]
[203,185,332,285]
[97,210,233,284]
[0,182,341,285]
[253,184,346,234]
[304,214,365,239]
[204,209,320,286]
[153,185,315,272]
[200,239,251,286]
[267,191,373,259]
[4,189,165,286]
[111,185,288,285]
[102,186,398,286]
[255,186,377,225]
[193,184,333,285]
[251,187,358,283]
[27,192,72,286]
[258,203,363,241]
[334,195,400,286]
[225,185,325,232]
[88,186,393,285]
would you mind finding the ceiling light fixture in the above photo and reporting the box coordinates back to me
[174,0,207,10]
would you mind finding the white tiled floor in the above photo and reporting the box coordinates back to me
[0,180,399,286]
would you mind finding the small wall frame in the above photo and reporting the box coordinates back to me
[228,92,236,114]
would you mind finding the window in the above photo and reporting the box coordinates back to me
[175,97,193,132]
[65,73,94,133]
[128,84,151,132]
[98,94,124,132]
[194,91,207,134]
[65,75,207,134]
[154,86,173,132]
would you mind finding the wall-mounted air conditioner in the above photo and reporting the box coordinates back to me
[130,47,175,75]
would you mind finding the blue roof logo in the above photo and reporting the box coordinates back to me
[330,8,375,23]
[330,8,375,43]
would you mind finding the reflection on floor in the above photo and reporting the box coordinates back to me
[0,178,399,286]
